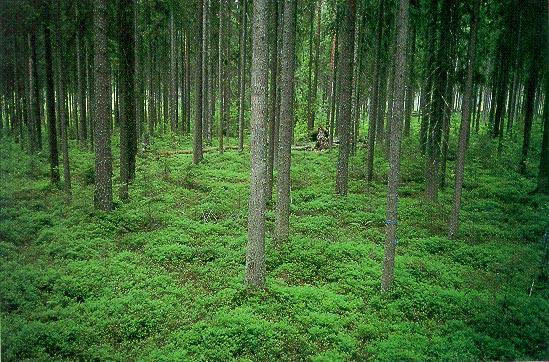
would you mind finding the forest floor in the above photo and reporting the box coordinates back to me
[1,121,548,361]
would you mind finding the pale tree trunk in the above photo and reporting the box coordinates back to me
[335,0,356,196]
[218,0,225,153]
[245,0,269,288]
[448,0,479,238]
[381,0,409,293]
[275,0,297,243]
[93,0,113,211]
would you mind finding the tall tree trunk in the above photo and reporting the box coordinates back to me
[185,31,191,133]
[56,0,71,198]
[306,0,316,132]
[93,0,113,211]
[425,0,452,202]
[519,59,541,174]
[335,0,356,196]
[218,0,225,153]
[169,8,178,132]
[365,0,385,182]
[245,0,269,288]
[403,22,415,137]
[266,0,279,201]
[328,32,338,148]
[381,0,408,293]
[275,0,297,243]
[76,4,87,145]
[238,0,248,151]
[193,0,204,164]
[29,32,41,153]
[311,0,322,132]
[119,0,136,201]
[44,3,60,184]
[448,0,479,238]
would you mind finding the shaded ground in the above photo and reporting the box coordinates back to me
[1,125,548,361]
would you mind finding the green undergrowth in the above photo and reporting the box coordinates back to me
[1,121,548,361]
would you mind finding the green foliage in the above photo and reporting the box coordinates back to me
[0,131,548,361]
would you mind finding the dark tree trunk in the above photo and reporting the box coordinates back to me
[519,60,540,174]
[93,0,113,211]
[76,4,87,145]
[335,0,356,196]
[306,0,316,132]
[119,0,136,201]
[193,0,204,164]
[403,22,415,137]
[44,3,60,183]
[238,0,248,151]
[56,0,71,198]
[169,8,178,132]
[425,0,452,202]
[28,33,41,153]
[365,0,385,182]
[449,0,479,238]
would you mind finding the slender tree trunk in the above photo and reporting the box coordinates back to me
[448,0,479,238]
[311,0,322,132]
[306,0,316,132]
[425,0,452,202]
[93,0,113,211]
[245,0,269,288]
[218,0,225,153]
[275,0,297,243]
[238,0,248,151]
[381,0,409,293]
[519,59,540,174]
[29,33,41,153]
[185,31,191,133]
[365,0,384,182]
[44,3,60,183]
[170,8,178,132]
[266,0,279,201]
[328,32,338,148]
[403,23,415,137]
[194,0,204,164]
[76,5,87,145]
[335,0,356,196]
[119,0,136,201]
[56,0,71,198]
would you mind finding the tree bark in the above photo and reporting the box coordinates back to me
[245,0,269,288]
[266,0,279,201]
[275,0,297,243]
[238,0,248,151]
[76,4,87,145]
[119,0,136,201]
[194,0,204,164]
[170,8,178,132]
[93,0,113,211]
[335,0,356,196]
[448,0,479,238]
[44,3,60,183]
[365,0,385,182]
[381,0,408,293]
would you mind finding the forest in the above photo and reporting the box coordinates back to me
[0,0,548,360]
